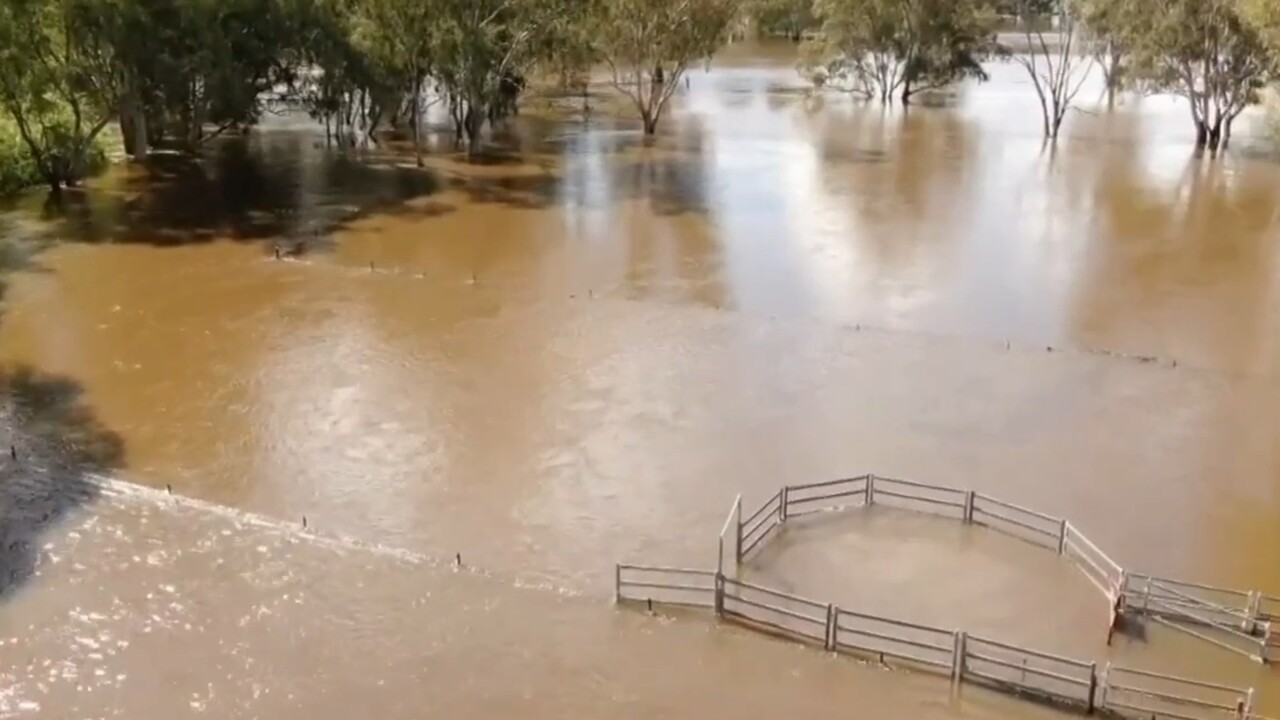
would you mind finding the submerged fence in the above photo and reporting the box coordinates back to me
[616,563,1258,720]
[729,474,1274,665]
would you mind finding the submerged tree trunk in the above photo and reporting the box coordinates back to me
[465,97,485,157]
[412,78,423,167]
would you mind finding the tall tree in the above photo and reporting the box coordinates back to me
[1076,0,1129,109]
[751,0,817,41]
[1122,0,1275,152]
[804,0,995,104]
[433,0,575,155]
[1007,0,1091,141]
[594,0,741,136]
[0,0,119,192]
[352,0,439,165]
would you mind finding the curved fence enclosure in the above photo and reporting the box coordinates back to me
[616,470,1280,720]
[616,564,1259,720]
[736,474,1274,666]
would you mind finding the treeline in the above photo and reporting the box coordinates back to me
[0,0,1274,197]
[776,0,1280,151]
[0,0,741,194]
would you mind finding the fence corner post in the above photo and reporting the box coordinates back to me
[1057,518,1068,555]
[1243,591,1261,634]
[780,486,789,523]
[825,603,836,651]
[867,474,876,506]
[732,494,743,572]
[951,630,967,689]
[963,490,975,523]
[1086,662,1098,715]
[1096,662,1111,710]
[714,572,725,618]
[614,564,621,604]
[1241,687,1254,719]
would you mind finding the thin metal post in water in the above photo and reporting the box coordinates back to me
[1086,662,1098,715]
[1057,518,1068,554]
[951,631,967,688]
[963,490,974,523]
[866,474,876,506]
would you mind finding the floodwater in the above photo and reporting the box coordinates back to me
[0,41,1278,716]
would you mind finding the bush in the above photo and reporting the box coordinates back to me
[0,121,42,196]
[0,117,111,195]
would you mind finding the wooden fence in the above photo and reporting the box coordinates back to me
[732,473,1274,665]
[615,564,1257,719]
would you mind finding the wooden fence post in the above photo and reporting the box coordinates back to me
[867,474,876,506]
[1243,591,1261,634]
[714,572,725,618]
[1086,662,1098,715]
[780,486,789,523]
[615,564,622,603]
[951,631,967,688]
[825,603,836,651]
[1096,662,1111,710]
[963,491,975,523]
[1057,518,1068,555]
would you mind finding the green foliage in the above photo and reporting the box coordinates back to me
[594,0,742,134]
[0,0,119,190]
[1117,0,1277,150]
[751,0,818,39]
[806,0,996,103]
[0,122,42,196]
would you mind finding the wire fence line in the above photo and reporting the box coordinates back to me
[730,474,1274,665]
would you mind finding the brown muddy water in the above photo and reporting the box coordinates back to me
[0,41,1279,716]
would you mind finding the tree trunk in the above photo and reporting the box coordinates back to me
[901,80,913,106]
[1221,117,1234,152]
[642,110,658,136]
[1106,83,1116,110]
[412,78,423,167]
[120,111,136,157]
[1194,121,1208,150]
[465,98,484,157]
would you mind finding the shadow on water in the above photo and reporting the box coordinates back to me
[0,365,124,600]
[41,135,444,250]
[0,220,126,601]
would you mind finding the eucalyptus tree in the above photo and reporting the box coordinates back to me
[1122,0,1275,151]
[804,0,996,105]
[0,0,118,192]
[593,0,742,136]
[1006,0,1091,141]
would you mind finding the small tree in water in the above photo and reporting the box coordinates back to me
[0,0,117,194]
[1007,0,1092,142]
[804,0,996,105]
[1121,0,1276,153]
[595,0,741,137]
